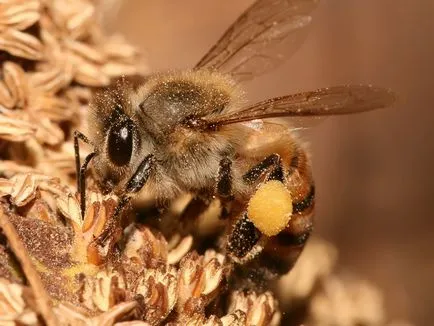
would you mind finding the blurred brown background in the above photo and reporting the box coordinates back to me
[108,1,433,324]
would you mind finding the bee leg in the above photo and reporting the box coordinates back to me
[112,154,155,221]
[226,154,285,262]
[91,155,155,262]
[217,157,233,199]
[243,153,284,184]
[73,130,96,219]
[216,157,237,219]
[177,157,236,240]
[125,154,155,193]
[227,213,262,261]
[179,157,234,228]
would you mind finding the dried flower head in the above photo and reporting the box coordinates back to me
[0,0,413,325]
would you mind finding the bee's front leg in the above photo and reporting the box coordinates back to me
[91,155,155,263]
[73,130,97,219]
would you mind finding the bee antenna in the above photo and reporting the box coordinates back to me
[74,130,96,219]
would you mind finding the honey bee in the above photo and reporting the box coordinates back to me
[74,0,395,276]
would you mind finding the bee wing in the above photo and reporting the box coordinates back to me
[204,85,396,127]
[195,0,319,82]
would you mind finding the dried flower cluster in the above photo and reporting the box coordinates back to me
[0,0,144,183]
[0,0,413,325]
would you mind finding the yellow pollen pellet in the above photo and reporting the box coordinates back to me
[247,180,293,236]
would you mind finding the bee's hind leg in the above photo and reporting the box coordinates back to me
[242,153,284,184]
[226,153,285,262]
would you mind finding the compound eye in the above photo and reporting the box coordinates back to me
[107,120,135,166]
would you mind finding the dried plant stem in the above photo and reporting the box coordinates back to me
[0,207,59,326]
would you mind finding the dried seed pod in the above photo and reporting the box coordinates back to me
[57,193,119,264]
[54,301,138,326]
[30,61,74,94]
[115,321,152,326]
[228,291,281,326]
[34,118,64,146]
[0,29,43,60]
[124,225,169,269]
[48,0,96,39]
[220,310,247,326]
[40,141,77,177]
[135,267,178,325]
[0,61,28,109]
[276,238,338,304]
[308,275,386,326]
[0,278,38,325]
[0,173,59,206]
[182,314,223,326]
[167,235,193,265]
[0,114,36,142]
[177,251,227,316]
[79,268,127,312]
[0,0,408,325]
[0,0,40,31]
[0,161,41,177]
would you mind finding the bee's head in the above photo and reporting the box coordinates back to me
[88,76,155,195]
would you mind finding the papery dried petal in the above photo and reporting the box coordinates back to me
[2,61,28,109]
[73,56,110,86]
[30,92,71,122]
[167,235,193,265]
[228,291,280,326]
[177,251,226,314]
[124,226,168,268]
[65,38,106,63]
[0,0,40,31]
[35,118,64,146]
[0,160,41,177]
[201,258,224,296]
[135,267,178,325]
[80,269,126,312]
[55,301,138,326]
[0,279,38,325]
[57,192,81,229]
[277,238,338,303]
[0,174,37,206]
[30,62,74,94]
[0,29,43,60]
[309,275,385,326]
[220,310,246,326]
[0,113,36,142]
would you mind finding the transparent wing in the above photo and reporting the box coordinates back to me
[204,85,396,127]
[195,0,319,82]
